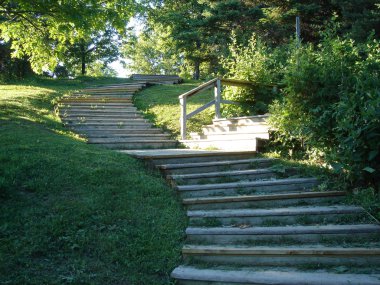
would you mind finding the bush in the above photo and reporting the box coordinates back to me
[269,35,380,187]
[220,34,285,117]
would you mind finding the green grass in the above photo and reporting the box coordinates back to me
[134,80,215,139]
[0,77,186,285]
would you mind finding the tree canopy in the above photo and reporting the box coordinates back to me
[0,0,135,75]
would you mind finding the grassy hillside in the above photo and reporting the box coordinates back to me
[0,77,186,284]
[134,81,215,138]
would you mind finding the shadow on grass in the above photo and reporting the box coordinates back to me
[0,77,187,284]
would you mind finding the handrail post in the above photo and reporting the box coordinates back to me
[214,78,221,119]
[180,96,187,140]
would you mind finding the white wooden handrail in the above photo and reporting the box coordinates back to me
[179,78,254,140]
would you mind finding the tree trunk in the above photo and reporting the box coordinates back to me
[80,43,86,75]
[193,59,200,80]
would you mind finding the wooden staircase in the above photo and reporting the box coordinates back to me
[57,83,177,150]
[125,149,380,285]
[182,115,270,151]
[57,79,380,284]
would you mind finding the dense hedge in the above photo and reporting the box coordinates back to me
[222,34,380,187]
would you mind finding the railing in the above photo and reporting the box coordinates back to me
[179,78,255,140]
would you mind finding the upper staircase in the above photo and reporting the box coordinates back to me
[57,82,177,150]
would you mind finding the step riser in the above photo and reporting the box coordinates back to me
[152,154,259,166]
[186,233,380,245]
[88,137,172,143]
[60,99,132,103]
[172,172,278,185]
[160,160,273,175]
[60,107,138,110]
[65,121,149,125]
[63,119,148,124]
[181,140,257,151]
[61,115,143,120]
[202,124,269,135]
[213,116,269,126]
[58,104,134,107]
[195,132,270,141]
[186,196,344,210]
[189,212,366,227]
[178,181,318,199]
[96,142,177,149]
[70,125,153,130]
[80,130,163,136]
[184,255,380,267]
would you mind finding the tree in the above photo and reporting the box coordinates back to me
[0,0,135,74]
[63,28,121,76]
[123,26,182,75]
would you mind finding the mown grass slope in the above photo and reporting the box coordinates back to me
[0,77,186,285]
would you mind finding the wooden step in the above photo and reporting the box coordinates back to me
[95,140,178,150]
[190,131,270,141]
[65,120,150,125]
[182,245,380,266]
[60,114,142,119]
[186,224,380,244]
[176,178,319,198]
[59,98,133,103]
[158,158,274,175]
[63,118,148,124]
[59,107,138,111]
[58,102,134,107]
[124,150,258,166]
[88,136,173,143]
[180,137,258,151]
[171,266,380,285]
[183,191,346,210]
[202,123,269,135]
[71,95,134,99]
[213,115,269,126]
[79,129,164,136]
[168,168,278,185]
[187,205,366,226]
[69,124,154,131]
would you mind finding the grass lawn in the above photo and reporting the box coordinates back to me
[0,77,186,284]
[134,80,215,139]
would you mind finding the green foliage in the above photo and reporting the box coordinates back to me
[0,1,134,74]
[269,35,380,186]
[0,77,186,284]
[123,26,182,75]
[220,34,285,117]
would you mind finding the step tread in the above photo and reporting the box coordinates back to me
[187,205,364,218]
[182,191,347,205]
[90,139,177,144]
[182,244,380,255]
[170,168,275,179]
[171,266,380,284]
[177,177,319,191]
[124,149,257,159]
[159,158,275,170]
[186,224,380,235]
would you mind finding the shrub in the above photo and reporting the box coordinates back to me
[220,34,285,117]
[269,35,380,187]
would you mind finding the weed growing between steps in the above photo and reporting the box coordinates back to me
[134,80,214,138]
[0,78,187,284]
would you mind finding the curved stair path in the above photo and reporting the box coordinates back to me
[57,81,380,284]
[125,149,380,285]
[57,83,177,149]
